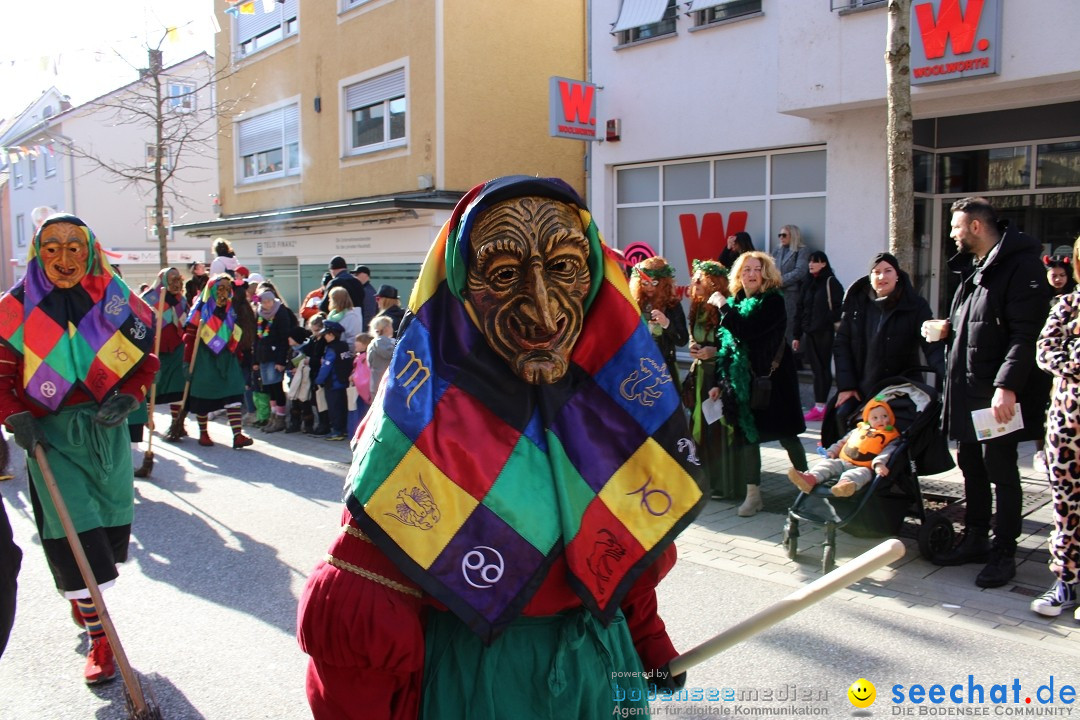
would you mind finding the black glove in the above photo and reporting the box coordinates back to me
[7,412,48,452]
[94,394,140,428]
[648,664,687,693]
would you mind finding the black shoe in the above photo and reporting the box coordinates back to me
[975,547,1016,588]
[284,421,301,434]
[309,424,330,437]
[932,528,991,567]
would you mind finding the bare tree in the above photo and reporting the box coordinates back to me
[886,0,914,269]
[54,30,246,266]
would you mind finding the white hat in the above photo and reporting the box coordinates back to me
[247,272,266,284]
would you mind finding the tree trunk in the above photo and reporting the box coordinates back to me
[886,0,914,270]
[151,49,168,268]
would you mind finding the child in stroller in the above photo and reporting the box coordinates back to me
[783,373,954,572]
[788,397,900,497]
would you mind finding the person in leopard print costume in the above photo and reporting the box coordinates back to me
[1032,235,1080,619]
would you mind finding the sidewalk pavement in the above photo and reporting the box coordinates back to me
[675,414,1077,653]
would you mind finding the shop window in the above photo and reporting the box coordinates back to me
[913,149,934,194]
[936,146,1031,194]
[237,103,301,181]
[772,151,827,194]
[1036,142,1080,189]
[664,162,710,201]
[692,0,762,27]
[235,0,298,59]
[617,166,660,204]
[614,0,678,45]
[714,156,766,197]
[344,68,407,155]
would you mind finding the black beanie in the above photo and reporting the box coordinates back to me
[869,252,901,274]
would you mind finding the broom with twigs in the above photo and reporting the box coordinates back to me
[33,442,165,719]
[134,286,166,478]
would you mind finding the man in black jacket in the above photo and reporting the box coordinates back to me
[373,284,406,336]
[931,197,1051,588]
[319,256,367,316]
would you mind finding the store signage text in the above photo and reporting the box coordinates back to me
[911,0,1001,85]
[679,211,748,271]
[256,239,298,256]
[549,76,598,141]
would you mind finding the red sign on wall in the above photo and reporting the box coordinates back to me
[910,0,1001,85]
[549,76,598,141]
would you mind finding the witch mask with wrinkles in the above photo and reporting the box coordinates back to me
[38,221,90,289]
[465,196,591,385]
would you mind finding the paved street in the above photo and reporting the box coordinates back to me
[1,407,1077,720]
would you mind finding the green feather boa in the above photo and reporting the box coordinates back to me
[716,290,780,443]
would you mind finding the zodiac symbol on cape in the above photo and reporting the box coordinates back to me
[385,475,441,530]
[619,357,671,407]
[676,438,700,465]
[586,529,627,592]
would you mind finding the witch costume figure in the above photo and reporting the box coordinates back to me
[681,259,730,495]
[629,256,688,385]
[176,274,253,449]
[0,214,158,686]
[297,176,705,720]
[140,267,189,439]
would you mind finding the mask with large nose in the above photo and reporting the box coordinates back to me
[465,196,591,385]
[39,221,90,289]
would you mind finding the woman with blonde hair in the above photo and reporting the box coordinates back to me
[772,225,810,358]
[326,286,364,345]
[709,251,807,514]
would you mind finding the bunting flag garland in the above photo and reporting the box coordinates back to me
[344,176,705,644]
[184,275,242,355]
[0,215,155,414]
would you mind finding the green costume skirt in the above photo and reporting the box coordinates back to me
[422,608,651,719]
[26,404,133,540]
[154,346,187,403]
[711,423,760,501]
[189,346,245,413]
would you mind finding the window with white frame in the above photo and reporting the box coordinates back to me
[146,206,173,241]
[235,0,298,58]
[146,143,172,170]
[342,0,374,9]
[15,214,26,249]
[344,68,406,154]
[44,147,56,177]
[237,104,300,181]
[28,156,37,184]
[830,0,885,11]
[12,159,23,188]
[615,0,678,44]
[168,82,196,112]
[690,0,762,27]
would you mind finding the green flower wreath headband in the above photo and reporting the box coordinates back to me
[631,262,675,280]
[692,259,728,276]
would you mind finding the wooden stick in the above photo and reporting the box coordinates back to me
[33,444,151,714]
[668,539,905,676]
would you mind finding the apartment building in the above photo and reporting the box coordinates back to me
[589,0,1080,313]
[178,0,586,308]
[1,55,220,289]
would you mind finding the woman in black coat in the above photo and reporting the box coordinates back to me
[712,252,807,515]
[830,253,945,442]
[793,250,844,421]
[253,289,298,433]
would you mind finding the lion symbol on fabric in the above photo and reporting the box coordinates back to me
[619,357,671,407]
[586,529,627,592]
[385,476,441,530]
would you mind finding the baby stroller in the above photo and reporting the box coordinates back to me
[782,369,955,572]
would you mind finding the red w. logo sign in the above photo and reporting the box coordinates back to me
[914,0,984,59]
[560,81,595,126]
[678,211,748,271]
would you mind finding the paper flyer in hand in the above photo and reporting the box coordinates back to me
[972,404,1024,441]
[702,397,724,425]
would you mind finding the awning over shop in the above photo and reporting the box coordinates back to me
[611,0,670,32]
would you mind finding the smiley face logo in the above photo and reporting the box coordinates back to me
[848,678,876,709]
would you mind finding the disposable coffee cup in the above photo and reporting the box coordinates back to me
[925,319,947,342]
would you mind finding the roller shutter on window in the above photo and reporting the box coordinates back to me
[345,69,405,111]
[237,104,298,156]
[236,0,298,43]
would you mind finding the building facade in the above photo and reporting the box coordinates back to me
[588,0,1080,314]
[1,56,220,289]
[177,0,587,309]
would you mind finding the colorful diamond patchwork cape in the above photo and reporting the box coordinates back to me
[140,268,189,330]
[345,176,705,643]
[0,214,155,413]
[185,275,242,355]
